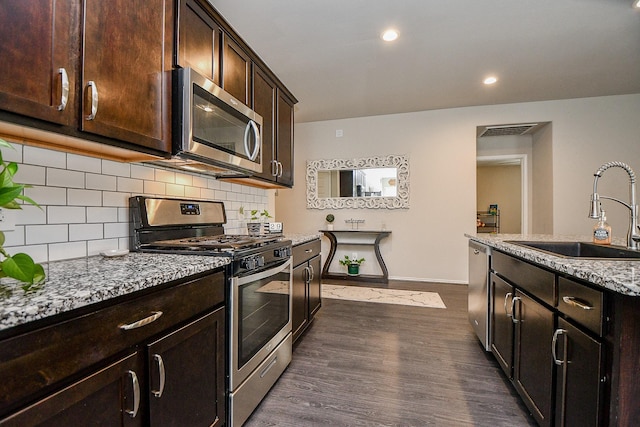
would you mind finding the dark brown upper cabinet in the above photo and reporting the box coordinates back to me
[222,34,251,107]
[175,0,221,85]
[276,90,295,187]
[0,0,78,126]
[252,66,277,181]
[81,0,171,153]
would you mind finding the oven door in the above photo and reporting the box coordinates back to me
[230,258,292,390]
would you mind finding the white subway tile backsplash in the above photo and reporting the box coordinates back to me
[2,141,22,162]
[69,223,103,241]
[68,189,102,206]
[3,143,269,263]
[102,159,131,177]
[48,206,86,224]
[166,184,185,197]
[86,173,117,191]
[24,186,66,205]
[47,168,85,188]
[87,207,118,223]
[49,241,87,261]
[155,168,175,183]
[117,177,144,193]
[23,145,66,168]
[67,154,101,173]
[131,164,155,180]
[26,224,68,244]
[14,164,46,185]
[185,186,201,198]
[87,238,121,255]
[104,222,129,239]
[103,191,130,207]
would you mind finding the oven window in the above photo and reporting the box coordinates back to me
[237,269,290,367]
[192,85,258,160]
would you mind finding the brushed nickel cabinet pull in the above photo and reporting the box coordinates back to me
[271,160,278,176]
[125,370,140,418]
[85,80,98,120]
[308,264,314,282]
[57,68,69,111]
[552,328,567,365]
[152,354,166,397]
[277,161,283,177]
[511,296,522,324]
[119,311,163,330]
[503,292,513,317]
[562,296,594,310]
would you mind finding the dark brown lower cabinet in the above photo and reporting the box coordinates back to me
[0,352,144,427]
[292,239,322,342]
[513,290,555,427]
[553,317,604,427]
[490,273,514,377]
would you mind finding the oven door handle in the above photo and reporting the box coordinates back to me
[235,257,292,285]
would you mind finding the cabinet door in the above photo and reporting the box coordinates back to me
[0,352,143,427]
[513,290,554,427]
[308,256,322,318]
[147,308,225,427]
[275,90,295,186]
[253,65,277,181]
[292,262,309,342]
[0,0,77,125]
[554,318,604,427]
[176,0,221,84]
[81,0,170,152]
[490,273,514,377]
[222,35,251,106]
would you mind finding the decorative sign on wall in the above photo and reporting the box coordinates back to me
[306,155,410,209]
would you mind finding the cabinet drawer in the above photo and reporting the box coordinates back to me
[557,277,604,336]
[492,251,555,307]
[292,239,321,267]
[0,270,225,416]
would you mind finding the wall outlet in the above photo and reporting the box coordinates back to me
[0,208,16,232]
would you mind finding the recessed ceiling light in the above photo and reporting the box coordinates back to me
[381,29,399,42]
[483,76,498,85]
[634,0,640,9]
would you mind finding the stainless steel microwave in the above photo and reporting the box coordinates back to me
[151,67,263,177]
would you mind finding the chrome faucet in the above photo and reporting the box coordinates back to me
[588,161,640,250]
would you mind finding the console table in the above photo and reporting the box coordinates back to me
[320,229,391,283]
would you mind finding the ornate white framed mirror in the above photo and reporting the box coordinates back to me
[306,155,409,209]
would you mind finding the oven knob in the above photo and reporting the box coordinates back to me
[256,256,265,267]
[274,247,290,258]
[241,257,256,270]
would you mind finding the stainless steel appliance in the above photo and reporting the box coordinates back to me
[468,240,491,351]
[130,196,292,426]
[149,67,263,178]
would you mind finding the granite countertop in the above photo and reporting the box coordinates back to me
[467,233,640,297]
[0,252,230,333]
[285,233,322,246]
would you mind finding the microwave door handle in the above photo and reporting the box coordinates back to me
[244,120,261,161]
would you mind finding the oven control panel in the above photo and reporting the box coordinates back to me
[240,255,265,271]
[274,247,291,258]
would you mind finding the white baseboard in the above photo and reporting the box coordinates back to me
[389,276,469,285]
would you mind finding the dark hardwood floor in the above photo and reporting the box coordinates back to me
[244,280,537,426]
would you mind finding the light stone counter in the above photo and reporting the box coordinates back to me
[285,233,322,246]
[0,252,230,333]
[467,233,640,296]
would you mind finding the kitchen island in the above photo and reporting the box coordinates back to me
[467,233,640,427]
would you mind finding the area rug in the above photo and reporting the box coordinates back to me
[321,284,446,309]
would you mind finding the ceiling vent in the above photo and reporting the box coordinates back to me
[478,123,539,138]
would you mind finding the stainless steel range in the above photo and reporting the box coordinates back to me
[130,196,293,426]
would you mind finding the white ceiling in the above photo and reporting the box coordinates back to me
[210,0,640,123]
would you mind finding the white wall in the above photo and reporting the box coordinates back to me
[276,94,640,284]
[3,141,270,263]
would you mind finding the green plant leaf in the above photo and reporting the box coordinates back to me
[15,194,40,208]
[1,253,37,283]
[0,138,13,149]
[0,185,25,207]
[0,230,5,246]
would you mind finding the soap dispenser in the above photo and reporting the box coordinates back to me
[593,210,612,245]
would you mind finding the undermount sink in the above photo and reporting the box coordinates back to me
[505,241,640,260]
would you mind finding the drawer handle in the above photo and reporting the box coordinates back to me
[152,354,166,397]
[552,328,567,365]
[305,249,313,253]
[562,296,594,310]
[260,357,278,378]
[125,370,140,418]
[119,311,163,330]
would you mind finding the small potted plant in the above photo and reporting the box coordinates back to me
[325,213,335,230]
[242,208,272,236]
[338,254,365,276]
